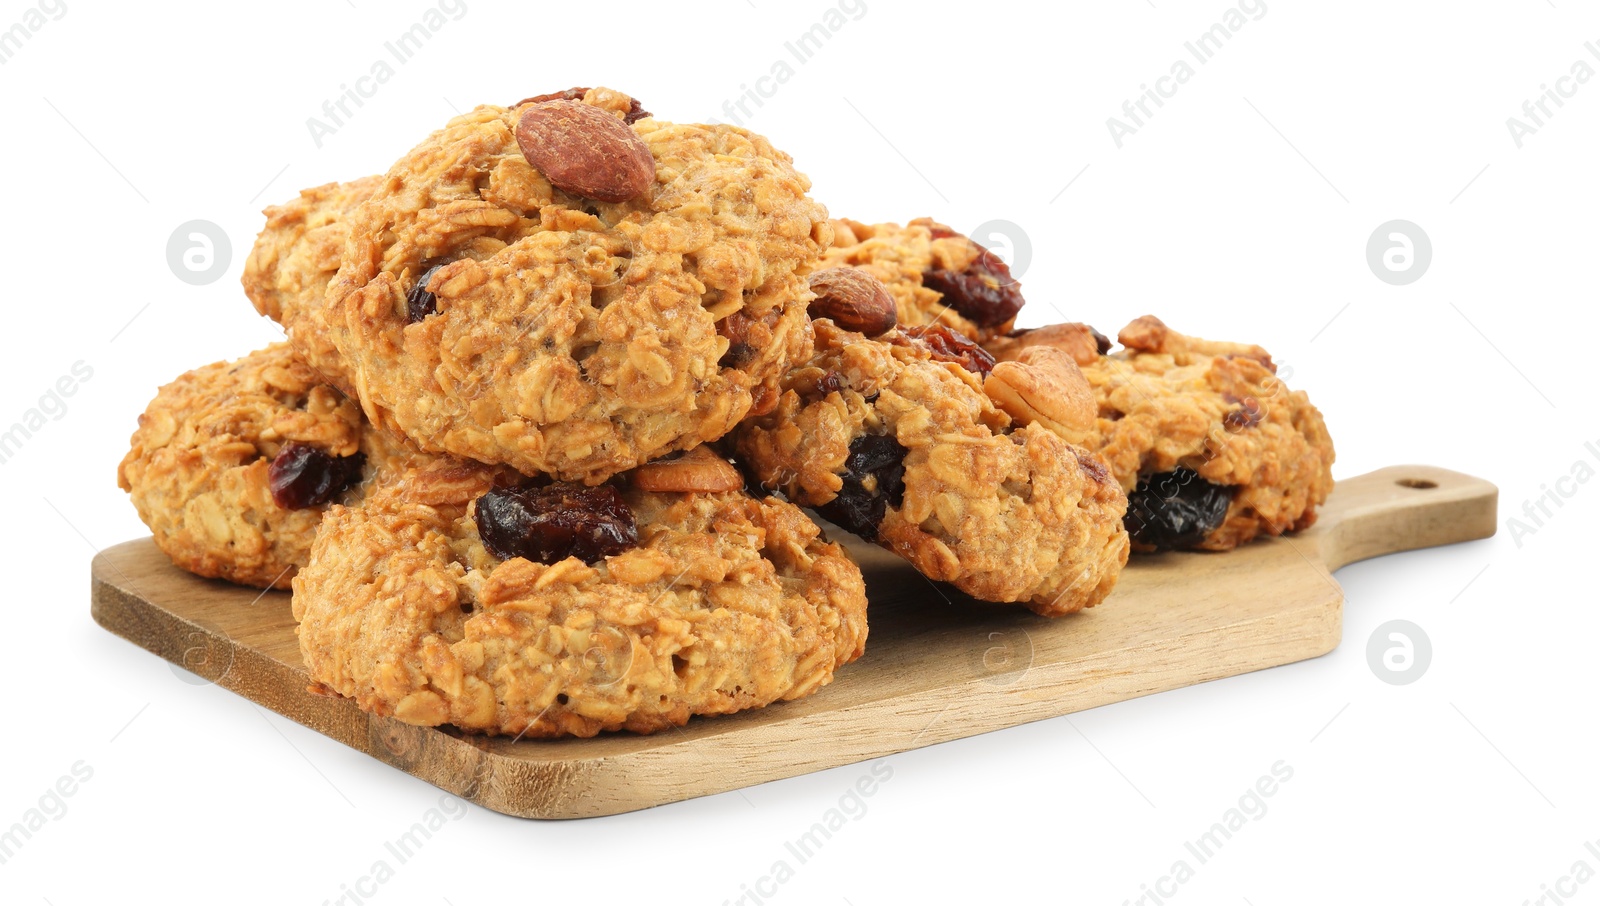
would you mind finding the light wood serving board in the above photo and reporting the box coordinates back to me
[91,465,1495,819]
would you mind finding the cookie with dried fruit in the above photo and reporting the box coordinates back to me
[816,217,1028,344]
[1079,315,1335,551]
[324,87,831,484]
[117,344,435,589]
[291,450,868,737]
[735,320,1127,616]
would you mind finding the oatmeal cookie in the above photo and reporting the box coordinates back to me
[323,87,831,484]
[734,320,1128,616]
[1081,315,1335,552]
[242,176,381,391]
[117,344,429,589]
[819,218,1025,343]
[291,450,869,737]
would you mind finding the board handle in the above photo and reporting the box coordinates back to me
[1306,465,1498,571]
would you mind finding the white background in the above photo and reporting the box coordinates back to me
[2,0,1595,903]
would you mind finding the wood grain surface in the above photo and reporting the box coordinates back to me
[90,465,1497,819]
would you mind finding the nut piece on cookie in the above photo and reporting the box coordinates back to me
[243,177,382,392]
[117,344,436,588]
[807,267,897,337]
[1118,314,1275,371]
[984,347,1096,446]
[817,218,1026,343]
[514,100,655,203]
[291,461,868,737]
[322,87,832,484]
[1081,318,1334,552]
[629,447,745,494]
[736,320,1129,616]
[985,322,1111,366]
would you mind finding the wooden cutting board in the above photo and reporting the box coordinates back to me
[90,465,1495,819]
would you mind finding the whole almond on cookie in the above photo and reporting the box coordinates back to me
[807,267,897,337]
[515,100,655,203]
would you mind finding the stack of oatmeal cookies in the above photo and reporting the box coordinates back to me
[117,87,1334,738]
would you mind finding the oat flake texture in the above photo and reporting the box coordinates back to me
[292,462,869,737]
[1078,315,1336,551]
[737,321,1130,615]
[324,87,832,484]
[117,344,435,589]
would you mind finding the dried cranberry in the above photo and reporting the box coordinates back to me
[816,434,907,541]
[513,87,651,124]
[902,324,997,377]
[1124,468,1234,551]
[921,246,1025,328]
[811,370,845,397]
[1222,394,1264,431]
[268,443,366,509]
[620,99,651,125]
[407,263,445,323]
[1073,450,1111,485]
[1091,327,1113,355]
[474,483,638,564]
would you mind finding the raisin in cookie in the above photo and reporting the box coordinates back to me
[735,319,1128,616]
[291,449,869,737]
[242,177,380,391]
[117,344,429,589]
[1080,315,1336,552]
[819,218,1025,343]
[323,87,831,484]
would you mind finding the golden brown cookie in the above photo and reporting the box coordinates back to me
[291,457,869,737]
[117,344,430,589]
[735,320,1128,616]
[242,177,380,391]
[1081,316,1336,551]
[819,218,1025,343]
[323,87,831,484]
